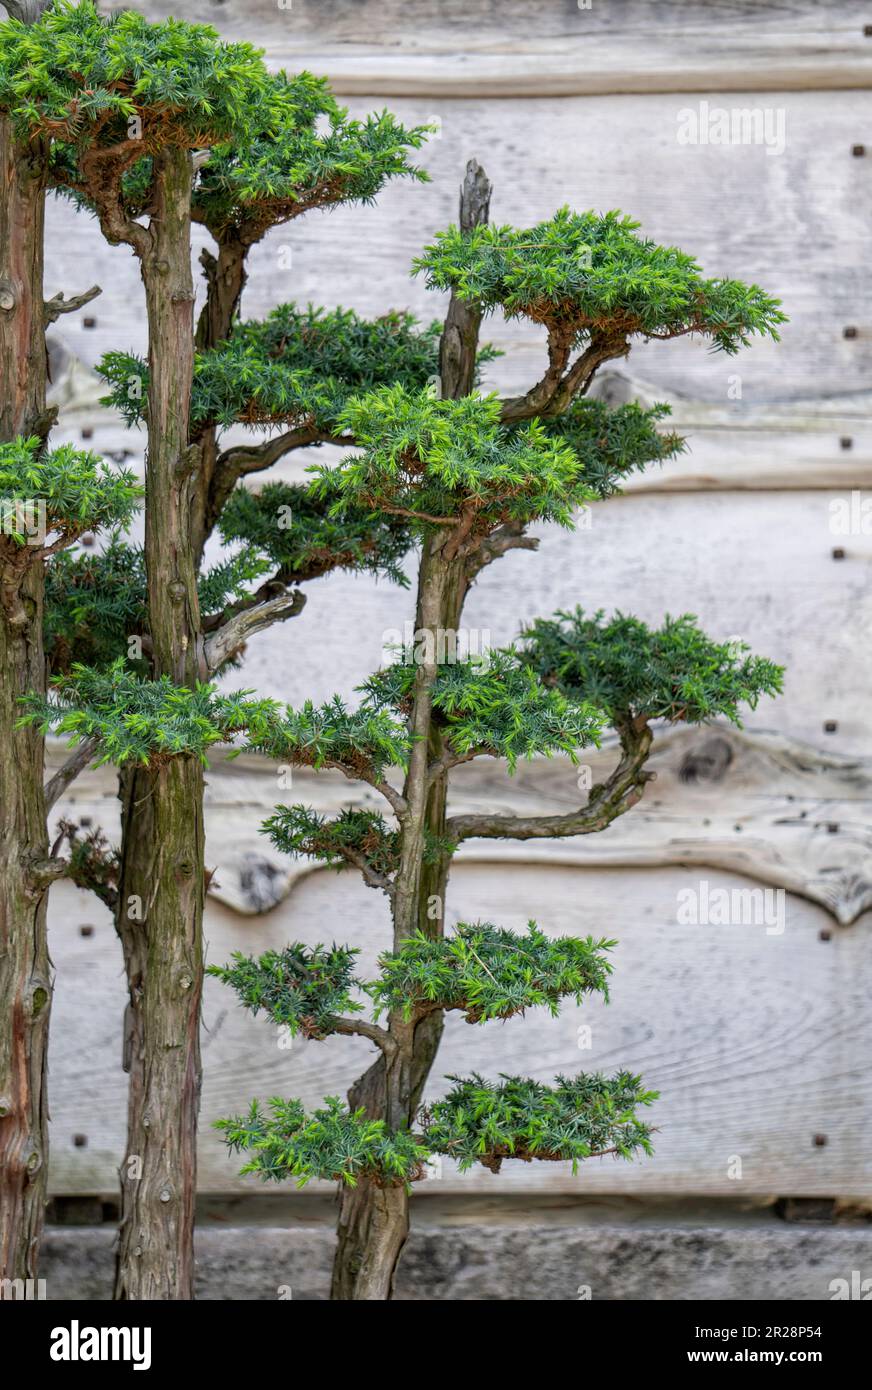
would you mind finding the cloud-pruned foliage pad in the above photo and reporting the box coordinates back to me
[414,208,786,353]
[0,437,140,545]
[21,659,281,766]
[216,1096,428,1188]
[207,943,362,1039]
[371,922,615,1023]
[521,609,784,727]
[422,1072,657,1173]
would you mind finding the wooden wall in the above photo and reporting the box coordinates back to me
[23,0,872,1201]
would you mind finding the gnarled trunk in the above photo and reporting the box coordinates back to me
[0,110,52,1283]
[114,146,205,1301]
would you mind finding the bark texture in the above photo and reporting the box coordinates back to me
[113,147,205,1301]
[0,106,52,1282]
[330,162,492,1301]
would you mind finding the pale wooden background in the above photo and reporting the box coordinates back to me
[16,0,871,1201]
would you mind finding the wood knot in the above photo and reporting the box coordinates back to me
[678,735,733,784]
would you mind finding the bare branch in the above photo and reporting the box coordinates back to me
[465,521,539,582]
[446,723,654,843]
[204,587,306,674]
[499,330,630,423]
[336,847,396,898]
[44,284,101,325]
[45,736,100,811]
[332,1017,397,1055]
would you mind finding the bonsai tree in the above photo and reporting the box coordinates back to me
[209,187,785,1299]
[7,0,432,1298]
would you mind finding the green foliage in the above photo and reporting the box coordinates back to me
[263,806,400,879]
[363,648,604,771]
[97,305,486,434]
[0,1,276,151]
[192,70,431,240]
[521,609,784,728]
[217,479,412,589]
[216,1095,428,1188]
[21,659,281,767]
[414,208,786,353]
[45,536,145,672]
[535,398,685,498]
[248,694,410,780]
[0,437,139,546]
[207,942,362,1039]
[318,386,602,535]
[422,1072,657,1172]
[371,923,614,1024]
[44,536,272,672]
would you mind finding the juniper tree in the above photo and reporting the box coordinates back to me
[210,176,785,1299]
[3,0,433,1298]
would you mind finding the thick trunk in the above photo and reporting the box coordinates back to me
[0,112,52,1282]
[113,759,204,1301]
[331,164,490,1301]
[114,146,205,1301]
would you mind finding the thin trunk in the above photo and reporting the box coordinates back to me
[192,231,247,563]
[331,162,490,1301]
[0,565,51,1283]
[114,146,205,1301]
[0,112,52,1283]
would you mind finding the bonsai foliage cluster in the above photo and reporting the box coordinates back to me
[213,925,653,1185]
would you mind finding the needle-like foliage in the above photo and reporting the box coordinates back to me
[0,437,140,546]
[363,648,605,771]
[217,478,413,589]
[263,806,401,879]
[317,386,604,533]
[207,943,362,1040]
[96,306,457,433]
[216,1096,428,1189]
[371,923,615,1024]
[521,609,784,727]
[422,1072,657,1173]
[0,1,276,153]
[22,659,281,766]
[414,207,786,353]
[191,70,431,242]
[44,535,271,672]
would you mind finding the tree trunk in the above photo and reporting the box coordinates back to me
[114,146,205,1301]
[0,564,51,1284]
[0,109,52,1283]
[330,162,490,1301]
[192,231,247,563]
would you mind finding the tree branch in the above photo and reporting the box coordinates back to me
[498,330,630,423]
[332,1016,397,1055]
[446,722,654,843]
[203,586,306,674]
[44,736,99,812]
[44,284,101,325]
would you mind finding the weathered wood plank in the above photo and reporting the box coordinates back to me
[91,1,872,96]
[41,88,872,404]
[45,859,872,1196]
